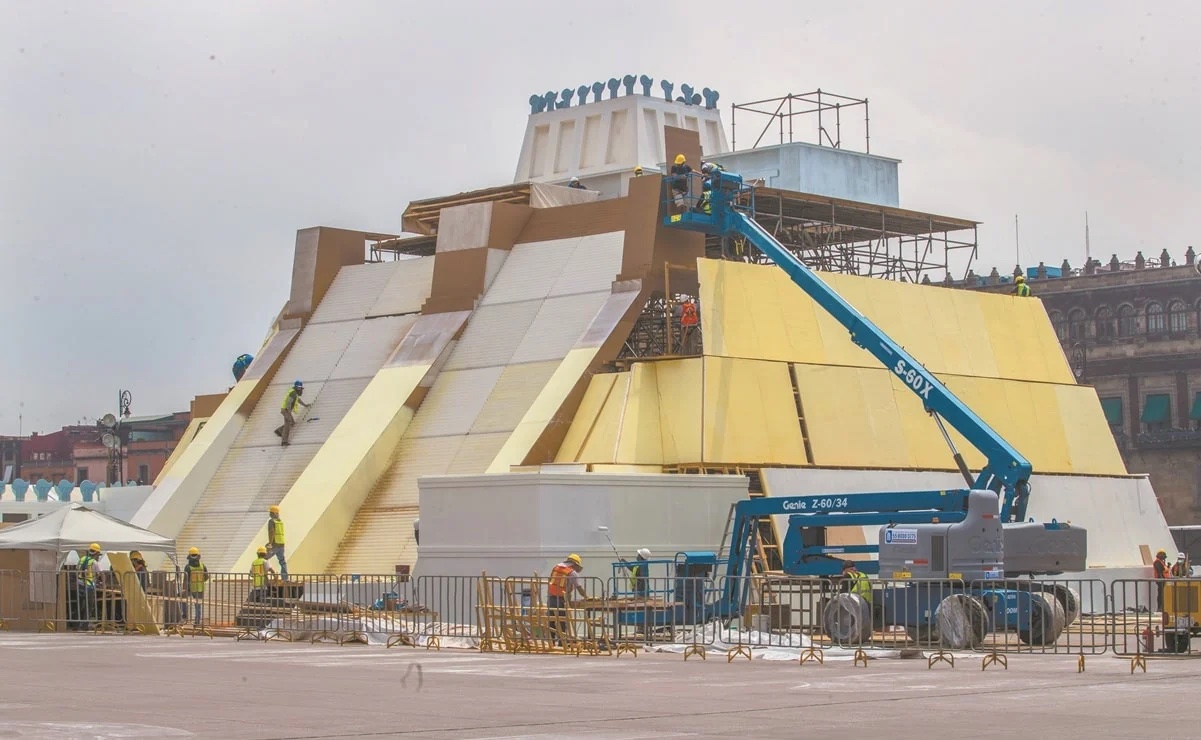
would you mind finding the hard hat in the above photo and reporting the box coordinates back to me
[841,560,855,571]
[1015,275,1026,283]
[567,553,582,566]
[293,379,304,388]
[269,505,280,515]
[570,176,579,184]
[636,548,651,559]
[88,543,101,553]
[188,547,200,557]
[1157,549,1167,556]
[129,551,142,560]
[1178,553,1187,560]
[700,162,712,173]
[257,546,267,555]
[674,154,686,165]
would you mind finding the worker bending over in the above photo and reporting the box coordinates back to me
[547,553,586,646]
[274,380,310,447]
[249,546,275,603]
[1011,275,1031,297]
[184,547,209,627]
[264,505,288,580]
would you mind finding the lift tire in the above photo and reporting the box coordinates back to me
[823,593,872,646]
[935,594,988,649]
[1018,593,1066,646]
[1054,585,1081,626]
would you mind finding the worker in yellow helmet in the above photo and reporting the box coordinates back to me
[264,505,288,581]
[547,553,586,647]
[669,154,693,210]
[74,543,103,630]
[183,546,209,628]
[129,550,149,590]
[1011,274,1031,297]
[249,546,275,603]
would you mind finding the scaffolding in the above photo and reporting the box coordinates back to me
[731,90,870,153]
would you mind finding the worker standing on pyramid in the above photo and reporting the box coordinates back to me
[274,380,310,447]
[183,547,209,627]
[264,505,288,580]
[1011,275,1032,297]
[669,154,693,209]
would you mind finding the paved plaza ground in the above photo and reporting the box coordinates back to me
[0,633,1196,739]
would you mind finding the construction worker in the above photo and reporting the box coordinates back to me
[547,554,586,646]
[567,176,586,190]
[274,380,310,447]
[678,298,699,353]
[129,550,149,590]
[249,546,275,603]
[76,543,103,629]
[231,353,254,382]
[633,165,644,177]
[669,154,692,209]
[183,547,209,627]
[692,179,712,215]
[623,548,651,597]
[1153,548,1171,621]
[841,560,872,603]
[1011,275,1032,297]
[264,505,288,580]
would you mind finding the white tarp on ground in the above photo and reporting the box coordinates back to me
[0,503,176,556]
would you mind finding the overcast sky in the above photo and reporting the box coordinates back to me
[3,1,1198,434]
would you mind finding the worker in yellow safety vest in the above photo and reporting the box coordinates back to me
[1012,275,1032,297]
[183,547,209,627]
[264,505,288,581]
[841,560,872,603]
[249,546,275,603]
[75,543,103,629]
[274,380,311,447]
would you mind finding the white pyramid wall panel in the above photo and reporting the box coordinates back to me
[405,367,506,439]
[442,300,542,371]
[548,232,624,297]
[367,256,436,318]
[334,511,418,574]
[272,322,360,383]
[328,316,416,381]
[189,446,280,515]
[449,432,510,472]
[308,262,399,324]
[510,292,607,365]
[470,361,561,434]
[479,238,578,306]
[368,436,465,509]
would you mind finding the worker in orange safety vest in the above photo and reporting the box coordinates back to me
[547,554,585,646]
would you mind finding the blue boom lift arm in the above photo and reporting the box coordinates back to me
[663,170,1033,524]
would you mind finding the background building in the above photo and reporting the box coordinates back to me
[968,248,1201,526]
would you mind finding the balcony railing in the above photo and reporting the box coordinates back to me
[1134,429,1201,449]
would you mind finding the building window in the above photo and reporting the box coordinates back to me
[1117,305,1135,337]
[1095,306,1114,340]
[1191,391,1201,431]
[1068,308,1086,340]
[1146,302,1166,333]
[1049,310,1066,341]
[1168,300,1188,333]
[137,464,149,484]
[1100,397,1123,430]
[1142,392,1172,431]
[76,467,87,483]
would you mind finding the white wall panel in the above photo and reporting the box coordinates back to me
[479,238,577,306]
[405,366,505,438]
[309,263,398,324]
[328,316,416,380]
[548,232,624,297]
[470,361,560,434]
[449,433,510,472]
[367,256,436,318]
[272,322,360,383]
[510,292,606,365]
[366,436,464,509]
[443,300,541,371]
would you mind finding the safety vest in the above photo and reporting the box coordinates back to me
[251,558,268,588]
[1154,559,1171,579]
[1016,283,1031,297]
[548,563,574,598]
[186,563,207,594]
[281,388,301,412]
[699,191,712,214]
[628,564,643,591]
[78,555,97,587]
[680,301,698,327]
[847,570,872,602]
[269,518,285,546]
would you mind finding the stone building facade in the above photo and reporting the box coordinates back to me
[967,248,1201,526]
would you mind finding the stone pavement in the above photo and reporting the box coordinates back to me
[0,633,1195,739]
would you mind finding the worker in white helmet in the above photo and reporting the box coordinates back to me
[622,548,652,597]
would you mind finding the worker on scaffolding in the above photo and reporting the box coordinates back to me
[1011,275,1032,297]
[676,297,700,354]
[274,380,310,447]
[547,553,586,647]
[669,154,693,210]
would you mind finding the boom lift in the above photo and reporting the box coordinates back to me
[652,170,1086,646]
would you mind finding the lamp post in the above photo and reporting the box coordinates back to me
[100,390,132,485]
[1069,343,1087,384]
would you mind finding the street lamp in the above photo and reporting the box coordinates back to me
[99,390,133,485]
[1069,343,1087,383]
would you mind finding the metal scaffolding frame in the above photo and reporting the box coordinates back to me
[731,90,870,152]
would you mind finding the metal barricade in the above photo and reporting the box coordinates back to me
[474,574,609,655]
[1110,578,1199,657]
[968,578,1108,664]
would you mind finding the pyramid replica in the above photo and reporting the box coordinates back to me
[132,76,1171,580]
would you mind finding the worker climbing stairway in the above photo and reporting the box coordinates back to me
[174,264,417,570]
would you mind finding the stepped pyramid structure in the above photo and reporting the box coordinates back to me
[134,81,1172,576]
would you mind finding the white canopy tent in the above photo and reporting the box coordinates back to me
[0,503,178,568]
